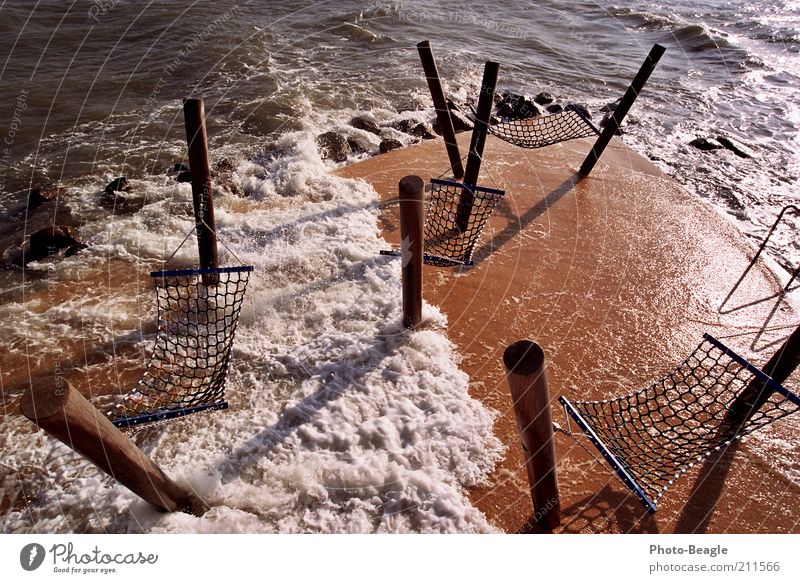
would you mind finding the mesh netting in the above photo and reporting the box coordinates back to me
[485,105,599,149]
[423,178,505,266]
[108,265,252,428]
[560,334,800,512]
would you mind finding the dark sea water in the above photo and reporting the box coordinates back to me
[1,1,798,270]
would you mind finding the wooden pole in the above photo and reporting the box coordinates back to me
[21,377,202,515]
[729,325,800,422]
[579,44,665,177]
[417,41,464,180]
[183,98,219,284]
[399,175,424,329]
[458,61,499,231]
[503,340,560,530]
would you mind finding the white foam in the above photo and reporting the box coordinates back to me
[1,127,503,533]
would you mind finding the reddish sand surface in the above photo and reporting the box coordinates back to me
[339,132,800,534]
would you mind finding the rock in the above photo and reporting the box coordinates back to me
[169,163,189,174]
[496,102,516,118]
[409,122,436,140]
[392,119,435,139]
[443,102,474,133]
[350,116,381,135]
[393,119,416,133]
[176,170,193,183]
[28,226,82,262]
[498,92,525,108]
[65,243,88,257]
[433,108,473,134]
[347,138,366,155]
[495,93,541,119]
[316,131,351,162]
[689,137,724,151]
[379,139,403,154]
[534,91,554,105]
[28,184,63,206]
[716,135,754,158]
[546,103,564,114]
[215,158,236,172]
[568,103,592,119]
[517,100,541,119]
[104,176,130,195]
[600,112,623,135]
[600,98,622,113]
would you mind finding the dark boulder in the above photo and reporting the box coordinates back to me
[215,157,236,172]
[379,139,403,154]
[518,100,541,118]
[350,116,381,135]
[169,163,189,174]
[689,137,724,151]
[446,100,474,133]
[599,113,623,135]
[600,98,622,113]
[716,135,754,158]
[568,104,592,119]
[65,243,88,257]
[393,119,416,133]
[534,91,554,105]
[28,225,83,262]
[347,138,366,155]
[496,102,515,118]
[28,184,64,207]
[104,176,130,195]
[316,132,352,162]
[410,122,436,140]
[177,171,193,183]
[433,110,473,134]
[498,92,525,108]
[392,119,436,140]
[546,103,564,114]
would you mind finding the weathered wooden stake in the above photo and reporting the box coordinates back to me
[503,340,560,530]
[459,60,499,231]
[729,325,800,421]
[579,44,665,177]
[183,98,219,284]
[21,377,202,515]
[417,41,464,180]
[399,175,424,329]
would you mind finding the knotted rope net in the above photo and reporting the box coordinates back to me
[560,334,800,512]
[381,178,505,266]
[108,265,252,428]
[423,178,505,266]
[484,105,599,149]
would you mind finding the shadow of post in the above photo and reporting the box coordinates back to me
[470,173,583,265]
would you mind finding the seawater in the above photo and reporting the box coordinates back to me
[1,0,798,264]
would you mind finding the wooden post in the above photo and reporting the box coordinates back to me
[183,98,219,284]
[729,325,800,422]
[579,44,665,177]
[458,61,499,231]
[503,340,560,530]
[21,377,202,515]
[399,175,424,329]
[417,41,464,180]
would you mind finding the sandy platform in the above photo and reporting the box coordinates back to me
[338,132,800,533]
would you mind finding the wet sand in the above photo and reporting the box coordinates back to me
[339,132,800,533]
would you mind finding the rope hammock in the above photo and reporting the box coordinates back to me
[560,334,800,513]
[382,178,505,266]
[470,104,599,149]
[108,265,252,428]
